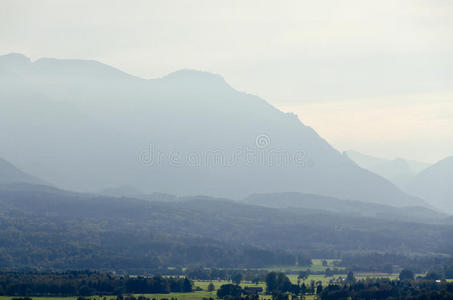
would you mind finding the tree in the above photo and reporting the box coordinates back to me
[399,269,415,280]
[79,286,94,296]
[271,291,288,300]
[309,280,315,294]
[266,272,278,293]
[207,282,215,292]
[232,273,242,285]
[425,272,442,280]
[265,272,293,294]
[445,265,453,279]
[217,284,242,299]
[316,283,323,294]
[183,278,193,292]
[298,254,312,266]
[383,264,393,274]
[300,283,307,295]
[346,271,355,283]
[298,270,310,281]
[324,268,333,277]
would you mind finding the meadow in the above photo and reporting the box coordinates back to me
[0,273,392,300]
[0,259,428,300]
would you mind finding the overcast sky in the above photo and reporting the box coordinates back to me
[1,0,452,163]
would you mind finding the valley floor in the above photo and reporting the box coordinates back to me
[0,273,427,300]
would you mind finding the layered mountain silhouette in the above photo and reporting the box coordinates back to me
[244,192,445,223]
[407,156,453,212]
[0,182,450,270]
[0,53,425,206]
[345,150,429,188]
[0,157,43,185]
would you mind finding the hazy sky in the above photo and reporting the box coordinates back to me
[1,0,452,163]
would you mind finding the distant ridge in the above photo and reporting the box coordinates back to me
[345,150,430,188]
[0,158,44,185]
[244,192,445,224]
[0,53,425,207]
[407,156,453,212]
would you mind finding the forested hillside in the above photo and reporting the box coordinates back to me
[0,184,452,272]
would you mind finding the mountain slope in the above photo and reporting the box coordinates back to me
[407,156,453,212]
[0,158,43,185]
[0,183,450,271]
[345,150,430,187]
[244,192,446,223]
[0,53,423,206]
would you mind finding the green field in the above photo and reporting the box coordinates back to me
[260,259,342,273]
[0,275,318,300]
[0,295,315,300]
[194,280,265,291]
[0,262,429,300]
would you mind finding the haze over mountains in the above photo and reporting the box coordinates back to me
[0,53,431,207]
[1,52,453,274]
[407,156,453,213]
[244,192,445,224]
[0,158,44,186]
[345,150,430,188]
[345,150,453,212]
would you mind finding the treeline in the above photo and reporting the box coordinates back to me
[320,278,453,300]
[182,261,311,281]
[215,272,332,299]
[0,271,192,296]
[215,271,453,300]
[339,253,453,273]
[184,267,267,282]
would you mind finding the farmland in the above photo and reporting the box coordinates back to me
[0,259,448,300]
[0,269,409,300]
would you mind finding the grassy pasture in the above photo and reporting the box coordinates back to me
[287,274,343,286]
[0,265,431,300]
[194,280,265,291]
[261,259,342,273]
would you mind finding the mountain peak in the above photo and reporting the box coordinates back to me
[440,155,453,163]
[165,69,223,79]
[408,155,453,212]
[159,69,230,89]
[32,57,139,81]
[0,53,31,68]
[0,55,422,207]
[427,155,453,171]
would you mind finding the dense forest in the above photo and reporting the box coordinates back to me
[0,271,192,296]
[4,270,453,300]
[319,278,453,300]
[1,185,453,272]
[338,253,453,274]
[217,272,453,300]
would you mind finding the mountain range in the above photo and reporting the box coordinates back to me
[345,150,453,212]
[407,156,453,213]
[244,192,445,223]
[345,150,430,188]
[0,53,427,207]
